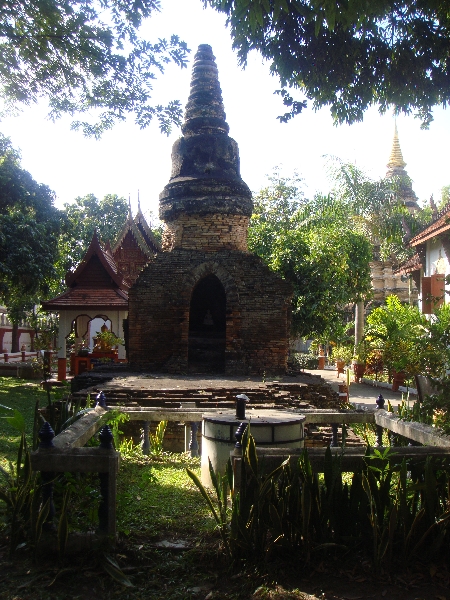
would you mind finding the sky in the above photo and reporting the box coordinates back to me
[1,0,449,222]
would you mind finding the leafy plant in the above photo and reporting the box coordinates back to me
[333,345,353,365]
[103,410,130,449]
[149,420,168,455]
[188,429,450,568]
[94,329,124,350]
[0,408,49,559]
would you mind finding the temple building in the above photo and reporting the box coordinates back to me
[128,44,292,374]
[42,208,159,379]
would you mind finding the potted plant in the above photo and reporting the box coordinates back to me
[333,345,353,377]
[94,329,124,352]
[352,340,369,382]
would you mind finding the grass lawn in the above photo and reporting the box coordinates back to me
[0,377,71,467]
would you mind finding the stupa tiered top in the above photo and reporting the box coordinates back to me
[159,44,253,251]
[385,122,420,214]
[387,122,407,171]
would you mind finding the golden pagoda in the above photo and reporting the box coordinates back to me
[385,122,420,214]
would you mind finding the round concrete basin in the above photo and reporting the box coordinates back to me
[201,410,305,487]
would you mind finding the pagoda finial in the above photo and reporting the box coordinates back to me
[137,190,141,212]
[182,44,229,137]
[387,121,406,168]
[128,195,132,219]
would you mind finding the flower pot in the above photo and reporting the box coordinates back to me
[392,370,406,391]
[353,362,365,383]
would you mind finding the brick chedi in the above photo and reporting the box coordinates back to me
[128,44,292,374]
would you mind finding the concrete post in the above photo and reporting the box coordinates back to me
[354,300,365,350]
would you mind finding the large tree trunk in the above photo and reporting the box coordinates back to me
[11,322,19,353]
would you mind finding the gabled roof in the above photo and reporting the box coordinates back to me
[42,232,129,311]
[134,203,161,253]
[393,252,422,275]
[66,231,126,289]
[42,206,160,313]
[409,202,450,246]
[112,204,159,257]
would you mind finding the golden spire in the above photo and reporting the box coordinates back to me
[387,121,406,168]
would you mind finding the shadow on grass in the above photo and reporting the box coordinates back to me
[117,459,217,540]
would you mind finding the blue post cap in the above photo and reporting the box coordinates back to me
[95,390,107,408]
[376,394,385,409]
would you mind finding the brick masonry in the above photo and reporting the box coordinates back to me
[128,249,292,375]
[162,213,250,252]
[128,45,293,375]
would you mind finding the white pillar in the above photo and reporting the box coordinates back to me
[354,300,365,349]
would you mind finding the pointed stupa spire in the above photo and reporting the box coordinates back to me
[159,44,252,225]
[385,121,420,214]
[182,44,229,137]
[387,121,406,169]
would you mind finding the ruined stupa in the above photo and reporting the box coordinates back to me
[128,45,292,374]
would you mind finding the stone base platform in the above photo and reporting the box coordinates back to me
[68,369,367,452]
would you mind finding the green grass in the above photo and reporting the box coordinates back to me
[0,376,70,466]
[117,456,215,540]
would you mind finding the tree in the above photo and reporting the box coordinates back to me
[206,0,450,127]
[248,173,373,339]
[0,134,62,349]
[55,193,129,292]
[327,158,429,265]
[439,184,450,210]
[0,0,189,137]
[365,294,428,379]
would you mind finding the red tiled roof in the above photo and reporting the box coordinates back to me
[393,252,422,275]
[43,232,129,312]
[42,287,128,310]
[66,231,127,289]
[410,204,450,246]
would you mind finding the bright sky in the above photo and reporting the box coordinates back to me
[1,0,449,221]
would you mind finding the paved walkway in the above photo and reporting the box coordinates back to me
[306,367,417,410]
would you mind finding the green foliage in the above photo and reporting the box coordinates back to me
[248,172,372,339]
[332,345,353,365]
[53,193,128,294]
[290,352,319,370]
[0,0,190,136]
[149,420,167,455]
[0,134,62,317]
[0,378,62,464]
[440,185,450,210]
[104,409,130,449]
[327,159,427,264]
[189,429,450,567]
[0,429,49,559]
[365,295,445,379]
[206,0,450,127]
[95,329,125,349]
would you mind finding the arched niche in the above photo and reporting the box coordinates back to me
[188,274,226,372]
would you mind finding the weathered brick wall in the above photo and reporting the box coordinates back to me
[162,213,250,252]
[128,249,292,375]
